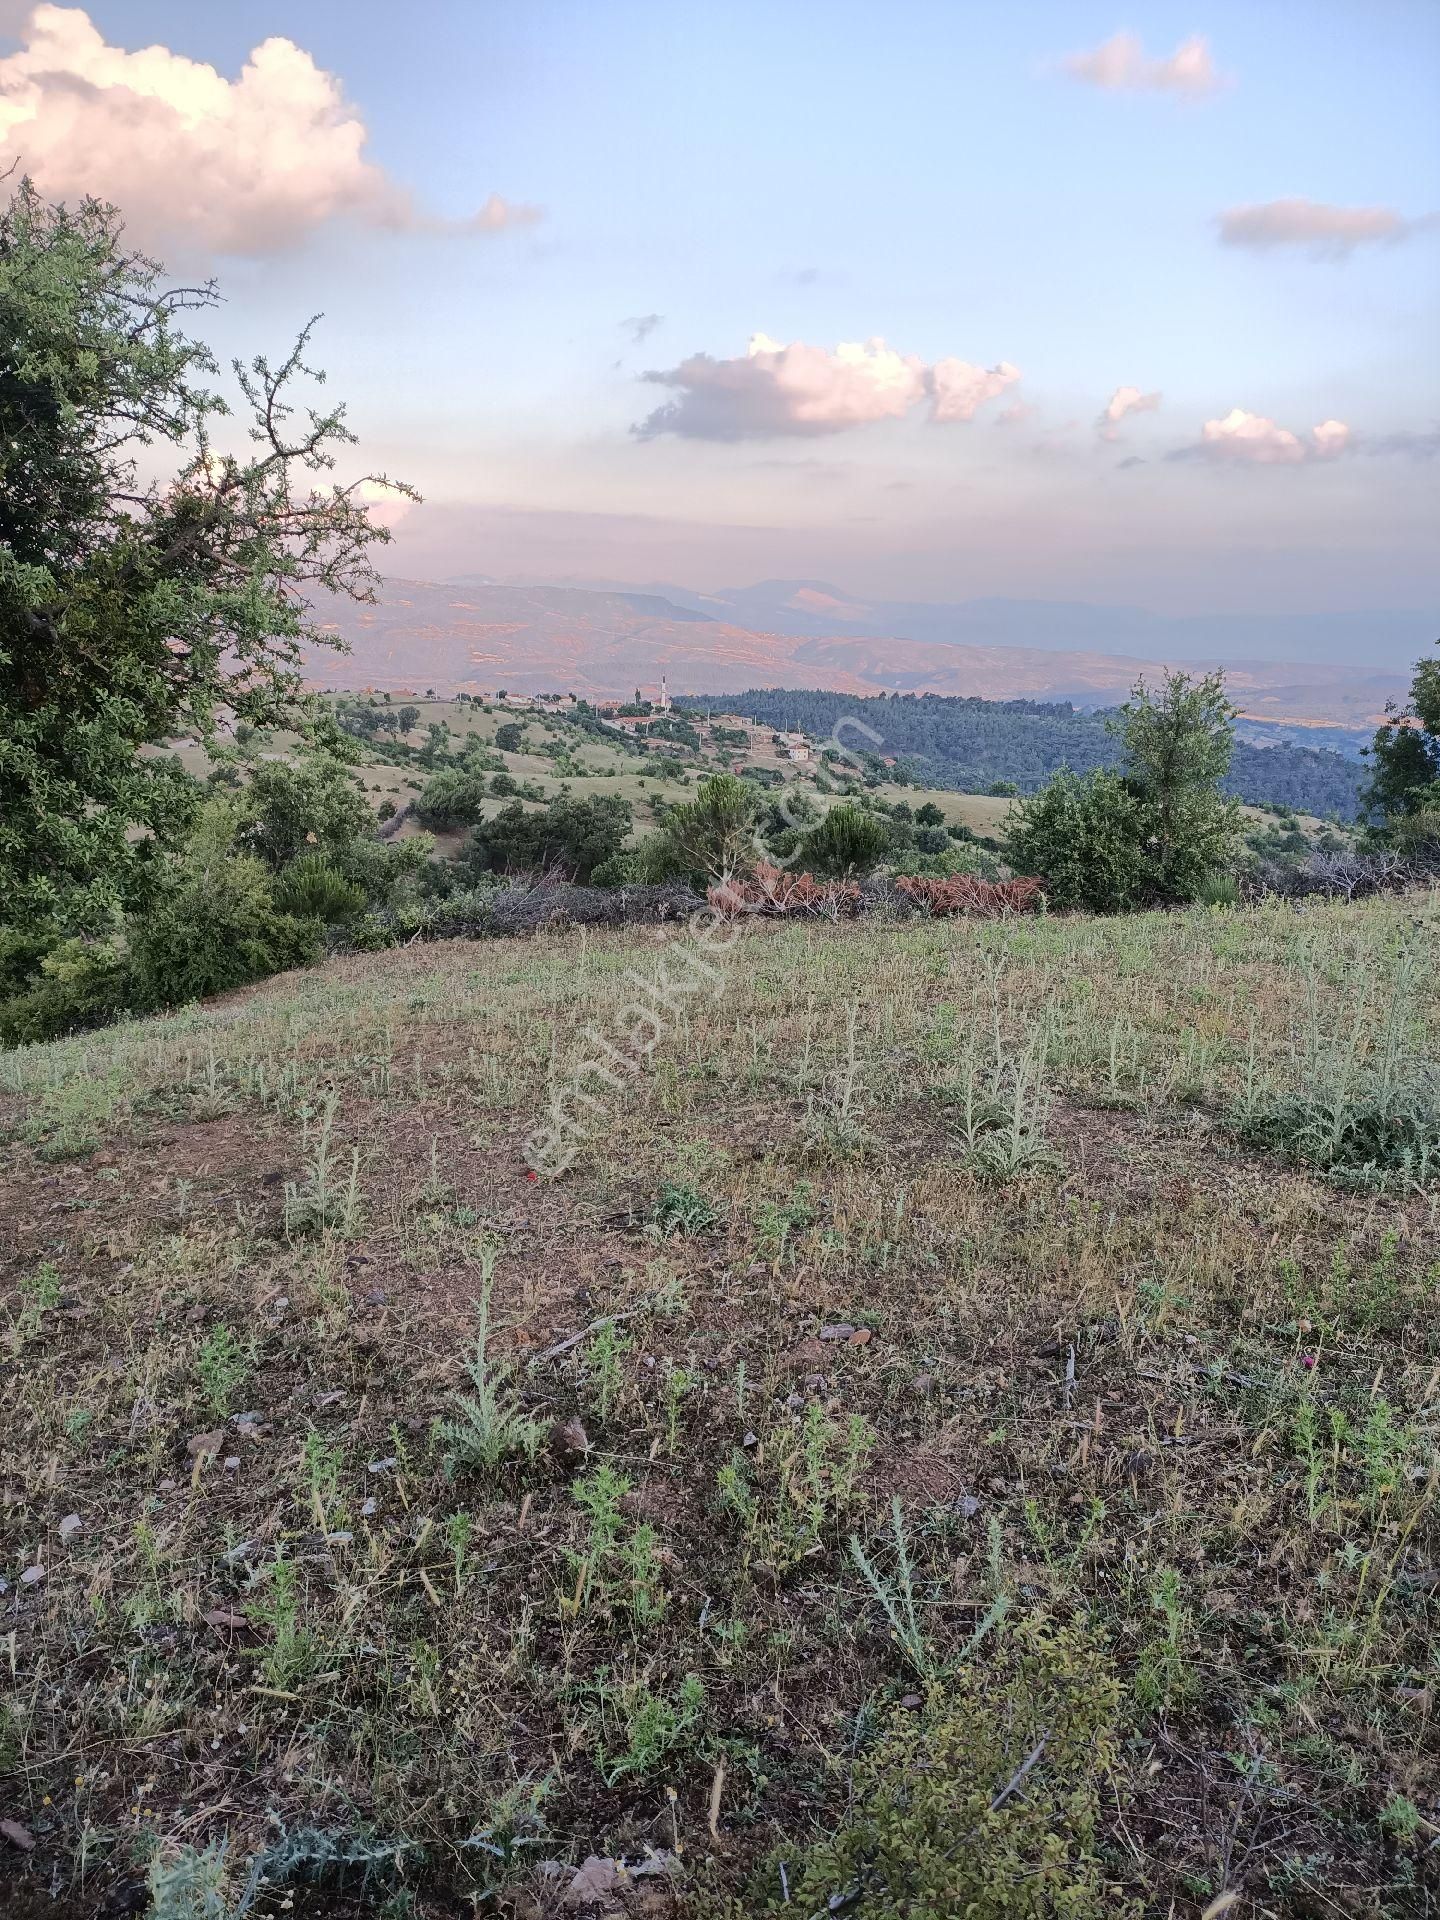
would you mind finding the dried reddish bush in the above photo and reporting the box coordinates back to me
[892,874,1044,918]
[708,862,863,919]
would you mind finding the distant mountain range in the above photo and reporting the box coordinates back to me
[301,576,1420,729]
[578,577,1433,673]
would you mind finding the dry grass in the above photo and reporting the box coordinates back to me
[1,893,1437,1917]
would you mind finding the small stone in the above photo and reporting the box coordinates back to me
[361,1497,378,1518]
[58,1513,82,1542]
[157,1478,176,1492]
[956,1494,981,1519]
[223,1456,241,1474]
[0,1819,35,1851]
[818,1323,856,1342]
[203,1609,248,1630]
[550,1415,590,1460]
[911,1372,935,1396]
[847,1327,872,1347]
[187,1429,225,1461]
[367,1457,397,1475]
[20,1565,45,1586]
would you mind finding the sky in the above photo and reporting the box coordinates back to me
[2,0,1438,623]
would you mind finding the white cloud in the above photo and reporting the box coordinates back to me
[1064,31,1223,95]
[0,4,539,254]
[634,333,1019,440]
[930,357,1022,423]
[1181,408,1351,465]
[1098,385,1161,439]
[1217,198,1434,259]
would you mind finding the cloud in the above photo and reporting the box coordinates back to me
[930,357,1022,423]
[0,4,539,254]
[1064,30,1223,95]
[1098,384,1161,439]
[1217,197,1435,259]
[633,333,1019,440]
[1175,408,1351,465]
[622,314,664,345]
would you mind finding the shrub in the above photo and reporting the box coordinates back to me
[737,1619,1127,1920]
[415,765,490,829]
[800,803,891,878]
[0,936,133,1045]
[494,721,525,753]
[129,807,321,1009]
[1006,770,1150,913]
[272,854,366,925]
[466,793,632,883]
[658,773,758,881]
[893,875,1043,918]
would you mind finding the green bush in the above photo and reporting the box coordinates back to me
[659,773,758,881]
[1006,770,1150,913]
[466,793,631,883]
[801,803,892,879]
[129,807,321,1008]
[734,1619,1128,1920]
[414,765,491,828]
[272,854,366,925]
[0,936,133,1045]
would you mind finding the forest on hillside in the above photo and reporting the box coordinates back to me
[681,688,1369,819]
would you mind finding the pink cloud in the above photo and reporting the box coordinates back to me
[1182,408,1351,465]
[634,333,1019,440]
[0,4,540,254]
[1064,31,1223,95]
[1217,198,1435,258]
[1098,384,1161,440]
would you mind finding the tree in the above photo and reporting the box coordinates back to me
[1008,672,1241,911]
[1112,670,1240,899]
[395,704,420,735]
[1364,641,1440,847]
[495,722,525,753]
[0,179,415,934]
[1006,771,1151,913]
[659,773,758,880]
[467,794,632,884]
[800,803,892,879]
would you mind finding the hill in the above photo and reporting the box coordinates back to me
[3,893,1436,1914]
[680,687,1369,819]
[301,578,1409,729]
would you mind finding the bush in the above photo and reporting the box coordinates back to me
[415,766,490,829]
[272,854,366,925]
[129,807,321,1009]
[658,773,758,881]
[893,875,1043,918]
[466,793,632,883]
[0,936,133,1045]
[800,804,891,878]
[1006,770,1150,913]
[494,721,525,753]
[737,1619,1127,1920]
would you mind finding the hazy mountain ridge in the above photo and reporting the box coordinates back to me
[302,578,1410,728]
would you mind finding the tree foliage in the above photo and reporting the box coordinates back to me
[1008,672,1241,911]
[800,803,892,878]
[0,178,414,932]
[659,773,758,880]
[1364,641,1440,849]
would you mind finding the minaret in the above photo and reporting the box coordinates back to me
[660,675,670,712]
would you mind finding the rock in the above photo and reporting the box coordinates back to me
[818,1323,856,1342]
[203,1609,248,1630]
[561,1851,681,1912]
[223,1456,241,1474]
[783,1339,827,1371]
[911,1372,935,1396]
[956,1494,981,1519]
[551,1415,591,1460]
[58,1513,82,1542]
[187,1429,225,1462]
[20,1565,44,1586]
[847,1327,872,1347]
[0,1819,35,1851]
[367,1457,398,1475]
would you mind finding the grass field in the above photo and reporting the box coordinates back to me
[3,893,1437,1917]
